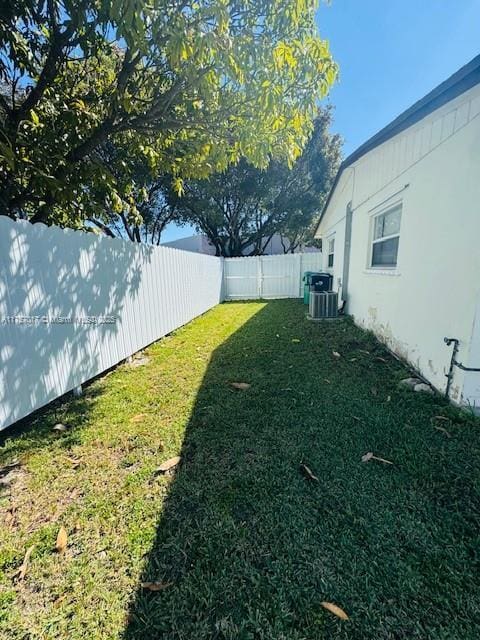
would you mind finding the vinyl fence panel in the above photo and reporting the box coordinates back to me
[0,217,223,431]
[223,252,323,300]
[0,217,322,430]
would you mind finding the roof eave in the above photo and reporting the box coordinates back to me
[315,53,480,236]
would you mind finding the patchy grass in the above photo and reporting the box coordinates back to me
[1,300,480,639]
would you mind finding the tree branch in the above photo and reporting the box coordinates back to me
[88,218,116,237]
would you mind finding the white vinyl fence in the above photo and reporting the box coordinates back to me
[0,217,223,430]
[223,253,323,300]
[0,217,322,431]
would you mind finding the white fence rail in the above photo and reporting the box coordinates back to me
[0,217,223,430]
[223,253,323,300]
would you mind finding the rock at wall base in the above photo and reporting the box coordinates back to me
[414,382,434,394]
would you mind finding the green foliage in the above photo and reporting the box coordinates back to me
[168,109,342,256]
[90,143,179,243]
[0,0,338,227]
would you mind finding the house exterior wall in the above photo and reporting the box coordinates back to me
[318,169,353,293]
[317,83,480,408]
[463,296,480,406]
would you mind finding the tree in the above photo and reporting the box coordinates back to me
[169,109,342,256]
[88,144,177,244]
[0,0,337,228]
[278,212,322,254]
[88,175,178,244]
[277,109,341,253]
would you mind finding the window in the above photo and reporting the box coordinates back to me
[371,204,401,268]
[327,237,335,268]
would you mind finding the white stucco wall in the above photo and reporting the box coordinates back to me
[317,83,480,408]
[319,169,352,291]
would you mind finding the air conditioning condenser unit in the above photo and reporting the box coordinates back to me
[308,291,338,320]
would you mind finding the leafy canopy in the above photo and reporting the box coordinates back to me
[168,109,342,256]
[0,0,337,227]
[89,143,179,244]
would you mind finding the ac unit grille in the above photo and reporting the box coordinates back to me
[309,291,338,319]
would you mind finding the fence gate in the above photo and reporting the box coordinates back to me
[223,253,323,300]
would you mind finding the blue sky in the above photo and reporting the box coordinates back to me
[162,0,480,242]
[317,0,480,156]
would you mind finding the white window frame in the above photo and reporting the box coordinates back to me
[327,236,335,269]
[368,203,402,270]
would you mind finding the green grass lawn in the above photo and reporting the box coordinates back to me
[1,300,480,639]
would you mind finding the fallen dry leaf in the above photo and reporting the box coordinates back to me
[361,452,393,465]
[128,356,150,368]
[321,601,349,620]
[324,378,331,384]
[53,423,68,432]
[156,456,181,474]
[300,463,319,482]
[55,526,68,553]
[230,382,251,390]
[53,594,67,608]
[13,545,35,581]
[332,351,341,358]
[291,338,301,343]
[69,488,81,501]
[66,456,82,468]
[434,425,452,437]
[5,507,16,527]
[375,356,388,363]
[130,414,147,423]
[141,581,173,592]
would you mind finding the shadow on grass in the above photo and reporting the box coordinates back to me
[123,301,480,640]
